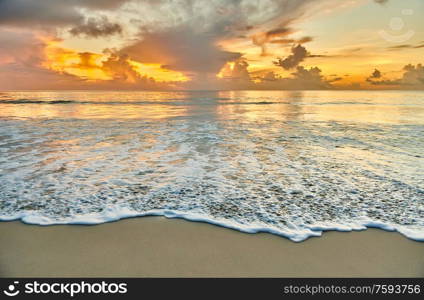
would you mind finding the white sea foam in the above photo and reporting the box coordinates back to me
[0,90,423,242]
[2,207,424,242]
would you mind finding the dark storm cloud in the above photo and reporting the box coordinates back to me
[0,0,128,27]
[0,0,80,26]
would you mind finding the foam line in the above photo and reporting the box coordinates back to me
[1,207,423,242]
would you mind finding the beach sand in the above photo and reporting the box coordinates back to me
[0,217,423,277]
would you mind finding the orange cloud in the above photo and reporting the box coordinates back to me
[217,62,236,79]
[42,38,188,83]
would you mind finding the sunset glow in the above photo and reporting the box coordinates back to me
[0,0,423,90]
[42,39,188,84]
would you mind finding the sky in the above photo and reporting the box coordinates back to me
[0,0,423,90]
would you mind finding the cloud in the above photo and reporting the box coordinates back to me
[367,64,424,89]
[120,26,241,75]
[119,0,321,77]
[101,53,139,81]
[328,76,343,83]
[0,0,348,83]
[251,26,294,55]
[373,69,382,79]
[0,0,80,27]
[298,36,314,44]
[69,16,122,38]
[387,42,424,50]
[308,54,330,58]
[0,30,175,90]
[369,69,382,79]
[183,58,253,90]
[43,45,186,85]
[290,65,331,88]
[254,66,332,90]
[273,44,308,70]
[0,0,128,27]
[261,71,280,82]
[1,0,412,90]
[219,59,252,82]
[244,0,329,55]
[401,64,424,86]
[216,62,332,90]
[62,51,141,82]
[0,28,44,65]
[269,36,313,45]
[124,0,342,74]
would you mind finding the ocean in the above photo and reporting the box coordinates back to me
[0,90,423,242]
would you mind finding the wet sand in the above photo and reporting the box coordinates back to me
[0,217,423,277]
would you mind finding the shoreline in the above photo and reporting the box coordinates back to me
[1,208,423,242]
[0,217,423,277]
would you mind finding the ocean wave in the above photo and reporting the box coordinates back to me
[0,99,287,106]
[1,207,423,242]
[0,99,79,104]
[0,91,423,243]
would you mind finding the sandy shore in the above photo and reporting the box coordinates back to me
[0,217,423,277]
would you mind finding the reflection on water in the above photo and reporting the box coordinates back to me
[0,90,423,241]
[0,90,423,123]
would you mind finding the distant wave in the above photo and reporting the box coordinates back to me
[0,99,78,104]
[2,98,413,106]
[0,99,287,105]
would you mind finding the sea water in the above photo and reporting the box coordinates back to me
[0,90,423,242]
